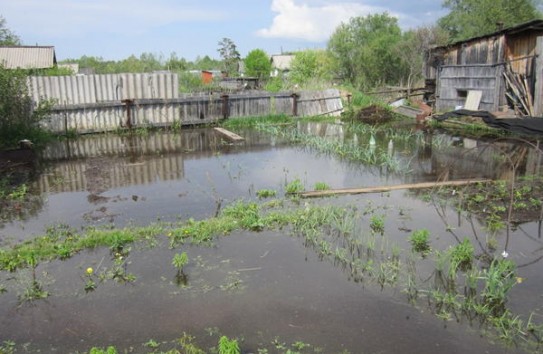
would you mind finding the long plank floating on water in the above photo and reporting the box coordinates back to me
[214,127,245,142]
[299,179,492,198]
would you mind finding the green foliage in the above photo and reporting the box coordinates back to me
[370,215,385,235]
[256,189,277,199]
[0,65,53,148]
[409,229,430,254]
[89,346,118,354]
[285,179,304,194]
[328,13,404,90]
[217,37,240,76]
[314,182,330,191]
[439,0,542,42]
[172,252,189,271]
[264,77,284,92]
[218,336,240,354]
[289,49,332,86]
[481,258,517,315]
[244,49,271,79]
[449,238,474,272]
[0,16,20,45]
[179,71,209,93]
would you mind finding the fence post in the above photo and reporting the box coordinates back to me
[291,93,299,116]
[221,94,230,119]
[121,99,133,128]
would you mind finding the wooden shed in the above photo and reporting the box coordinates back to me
[425,20,543,115]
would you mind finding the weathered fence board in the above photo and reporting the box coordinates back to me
[31,74,343,134]
[436,64,504,112]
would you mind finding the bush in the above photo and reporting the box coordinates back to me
[0,65,52,149]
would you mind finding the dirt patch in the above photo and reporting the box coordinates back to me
[355,105,395,124]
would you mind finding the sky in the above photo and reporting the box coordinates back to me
[0,0,447,62]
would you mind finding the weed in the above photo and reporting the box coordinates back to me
[143,339,160,349]
[172,252,189,272]
[480,259,516,316]
[285,179,304,195]
[256,189,277,199]
[89,346,118,354]
[369,215,385,235]
[218,335,240,354]
[408,229,430,254]
[449,238,474,273]
[314,182,330,191]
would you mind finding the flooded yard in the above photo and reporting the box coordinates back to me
[1,119,542,353]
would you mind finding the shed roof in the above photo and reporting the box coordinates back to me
[435,19,543,51]
[0,46,57,69]
[270,54,294,70]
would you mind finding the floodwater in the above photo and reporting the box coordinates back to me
[0,123,542,353]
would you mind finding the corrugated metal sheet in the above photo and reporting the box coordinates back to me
[29,73,179,105]
[0,46,56,69]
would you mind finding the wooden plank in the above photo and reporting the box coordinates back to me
[534,36,543,116]
[464,90,482,110]
[214,127,244,141]
[299,179,492,198]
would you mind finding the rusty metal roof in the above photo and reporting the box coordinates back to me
[0,46,56,69]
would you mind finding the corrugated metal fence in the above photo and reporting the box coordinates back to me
[29,74,343,134]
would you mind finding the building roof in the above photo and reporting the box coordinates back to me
[435,19,543,50]
[270,54,294,70]
[0,46,57,69]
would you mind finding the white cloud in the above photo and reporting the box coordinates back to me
[256,0,389,41]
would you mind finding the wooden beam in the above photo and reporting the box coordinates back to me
[214,127,244,142]
[533,36,543,116]
[299,179,492,198]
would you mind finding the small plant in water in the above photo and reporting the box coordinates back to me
[256,189,277,199]
[285,178,304,194]
[409,229,430,254]
[369,215,385,235]
[84,267,97,292]
[449,238,474,272]
[218,335,240,354]
[314,181,330,191]
[172,252,189,272]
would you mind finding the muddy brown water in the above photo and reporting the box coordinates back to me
[0,123,542,353]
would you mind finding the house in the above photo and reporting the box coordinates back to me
[425,19,543,115]
[0,46,57,69]
[270,54,294,77]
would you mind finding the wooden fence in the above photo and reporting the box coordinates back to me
[30,73,343,134]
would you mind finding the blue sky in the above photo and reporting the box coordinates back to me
[1,0,447,62]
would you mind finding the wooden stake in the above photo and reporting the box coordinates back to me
[299,179,492,198]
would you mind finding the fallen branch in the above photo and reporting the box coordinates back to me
[299,179,492,198]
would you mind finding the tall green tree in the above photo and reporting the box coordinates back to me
[439,0,542,42]
[217,37,240,76]
[289,50,333,86]
[396,25,449,91]
[327,13,404,90]
[0,16,20,45]
[244,49,271,78]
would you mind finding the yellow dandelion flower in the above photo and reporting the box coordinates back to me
[86,267,94,275]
